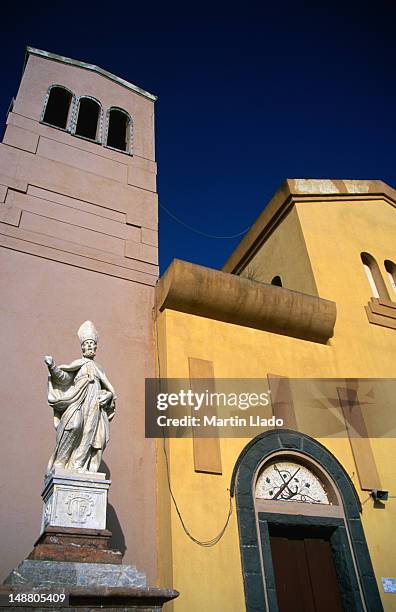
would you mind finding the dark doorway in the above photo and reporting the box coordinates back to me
[234,433,383,611]
[269,525,343,612]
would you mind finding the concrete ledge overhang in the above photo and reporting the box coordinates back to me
[156,259,336,344]
[223,178,396,275]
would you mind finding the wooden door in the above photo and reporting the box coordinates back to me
[270,528,344,611]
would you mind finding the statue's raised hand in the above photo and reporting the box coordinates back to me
[44,355,54,368]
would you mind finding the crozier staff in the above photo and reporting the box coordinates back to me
[45,320,116,474]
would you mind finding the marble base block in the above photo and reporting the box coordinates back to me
[4,560,146,588]
[41,469,110,532]
[1,468,180,609]
[2,561,179,610]
[28,526,123,564]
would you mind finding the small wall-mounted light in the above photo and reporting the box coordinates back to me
[371,489,389,502]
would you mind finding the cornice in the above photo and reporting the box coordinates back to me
[24,47,157,102]
[156,258,336,344]
[223,179,396,275]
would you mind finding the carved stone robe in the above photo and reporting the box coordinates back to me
[47,358,116,473]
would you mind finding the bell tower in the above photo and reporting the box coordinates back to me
[0,48,159,583]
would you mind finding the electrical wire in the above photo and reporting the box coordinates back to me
[159,201,251,239]
[153,297,233,547]
[162,432,233,547]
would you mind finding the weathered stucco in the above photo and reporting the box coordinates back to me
[156,258,336,343]
[156,185,396,611]
[0,49,159,584]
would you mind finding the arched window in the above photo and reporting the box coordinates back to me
[74,97,101,141]
[360,252,389,300]
[271,275,282,287]
[105,107,131,153]
[42,85,73,130]
[255,459,331,504]
[385,260,396,295]
[232,430,382,611]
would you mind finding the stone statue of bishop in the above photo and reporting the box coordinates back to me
[44,321,116,474]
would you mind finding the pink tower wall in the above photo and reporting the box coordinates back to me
[0,51,159,583]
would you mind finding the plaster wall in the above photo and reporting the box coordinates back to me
[158,308,396,611]
[14,54,155,160]
[0,51,160,584]
[296,198,396,375]
[0,249,157,583]
[156,198,396,611]
[239,206,318,295]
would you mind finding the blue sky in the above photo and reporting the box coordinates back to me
[1,2,395,272]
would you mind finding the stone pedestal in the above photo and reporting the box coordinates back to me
[41,469,110,532]
[28,527,122,564]
[35,469,123,564]
[4,560,147,588]
[2,561,178,610]
[1,468,179,609]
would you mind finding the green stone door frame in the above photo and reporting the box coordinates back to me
[230,429,383,612]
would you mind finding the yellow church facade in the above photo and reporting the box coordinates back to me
[154,179,396,611]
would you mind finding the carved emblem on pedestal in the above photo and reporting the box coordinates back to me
[65,493,94,524]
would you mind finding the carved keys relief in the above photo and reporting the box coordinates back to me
[65,493,95,523]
